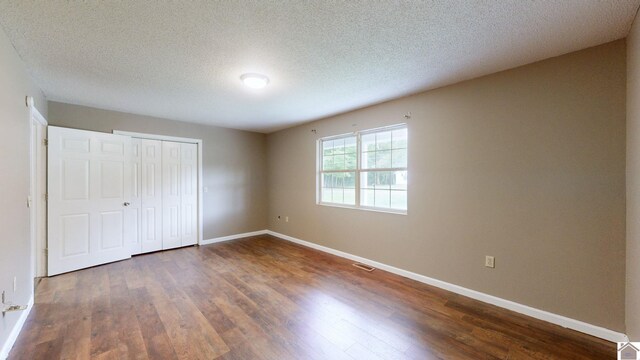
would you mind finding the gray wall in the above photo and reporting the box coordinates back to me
[267,40,627,331]
[0,28,47,351]
[627,12,640,341]
[47,102,268,240]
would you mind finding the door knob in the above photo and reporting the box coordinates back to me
[123,202,130,206]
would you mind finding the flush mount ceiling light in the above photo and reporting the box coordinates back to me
[240,73,270,89]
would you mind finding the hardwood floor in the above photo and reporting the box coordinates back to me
[10,235,615,359]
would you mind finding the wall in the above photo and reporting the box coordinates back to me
[0,27,47,354]
[627,11,640,341]
[47,102,267,240]
[267,41,627,331]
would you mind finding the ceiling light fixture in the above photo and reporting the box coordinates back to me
[240,73,270,89]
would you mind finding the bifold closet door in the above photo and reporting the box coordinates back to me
[180,143,198,246]
[48,126,133,276]
[126,138,142,255]
[162,141,182,249]
[141,139,163,253]
[161,141,198,250]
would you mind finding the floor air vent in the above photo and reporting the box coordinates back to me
[352,263,376,272]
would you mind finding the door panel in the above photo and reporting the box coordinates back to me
[181,143,198,246]
[141,139,163,253]
[162,141,181,250]
[126,139,142,254]
[48,126,132,276]
[100,211,124,249]
[62,159,90,200]
[61,214,90,257]
[100,161,124,198]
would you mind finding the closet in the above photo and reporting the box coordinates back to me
[130,138,198,254]
[48,127,201,275]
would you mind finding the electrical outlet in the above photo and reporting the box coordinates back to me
[485,256,495,268]
[13,277,16,293]
[285,216,289,222]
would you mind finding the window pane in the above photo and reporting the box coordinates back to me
[322,155,333,171]
[344,189,356,205]
[376,171,392,190]
[390,190,407,210]
[362,133,376,151]
[345,152,357,170]
[333,154,345,170]
[345,137,357,154]
[362,151,376,169]
[361,189,374,207]
[392,128,407,149]
[391,171,408,190]
[323,140,334,156]
[343,172,356,188]
[322,174,331,188]
[335,173,344,188]
[361,172,375,189]
[322,136,356,171]
[376,150,391,168]
[359,170,407,210]
[392,148,407,168]
[376,131,392,151]
[375,189,390,208]
[321,188,331,202]
[333,138,345,155]
[332,188,344,203]
[321,172,355,205]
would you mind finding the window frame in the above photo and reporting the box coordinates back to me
[317,123,407,215]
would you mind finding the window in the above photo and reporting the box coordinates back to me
[318,124,407,213]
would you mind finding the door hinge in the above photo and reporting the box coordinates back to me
[43,139,48,146]
[44,194,48,201]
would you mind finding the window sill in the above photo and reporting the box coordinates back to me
[317,202,407,215]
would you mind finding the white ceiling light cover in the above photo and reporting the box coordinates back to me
[240,73,270,89]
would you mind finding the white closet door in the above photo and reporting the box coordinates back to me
[48,126,132,276]
[141,139,163,253]
[180,143,198,246]
[162,141,182,249]
[126,138,142,255]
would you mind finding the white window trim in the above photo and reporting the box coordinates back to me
[316,124,408,215]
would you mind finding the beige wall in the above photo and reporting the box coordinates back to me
[627,12,640,341]
[0,28,47,351]
[267,40,627,331]
[47,102,267,240]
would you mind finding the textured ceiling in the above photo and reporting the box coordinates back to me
[0,1,638,133]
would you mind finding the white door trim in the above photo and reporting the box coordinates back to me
[113,130,204,246]
[27,96,47,278]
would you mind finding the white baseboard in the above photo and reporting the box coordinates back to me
[0,295,34,360]
[265,230,628,343]
[200,230,268,245]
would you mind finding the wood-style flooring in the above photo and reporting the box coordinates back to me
[9,235,615,359]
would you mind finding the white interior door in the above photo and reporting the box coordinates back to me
[126,138,142,255]
[48,126,132,276]
[162,141,181,250]
[141,139,163,253]
[180,143,198,246]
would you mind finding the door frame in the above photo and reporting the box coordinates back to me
[27,96,48,278]
[113,130,204,246]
